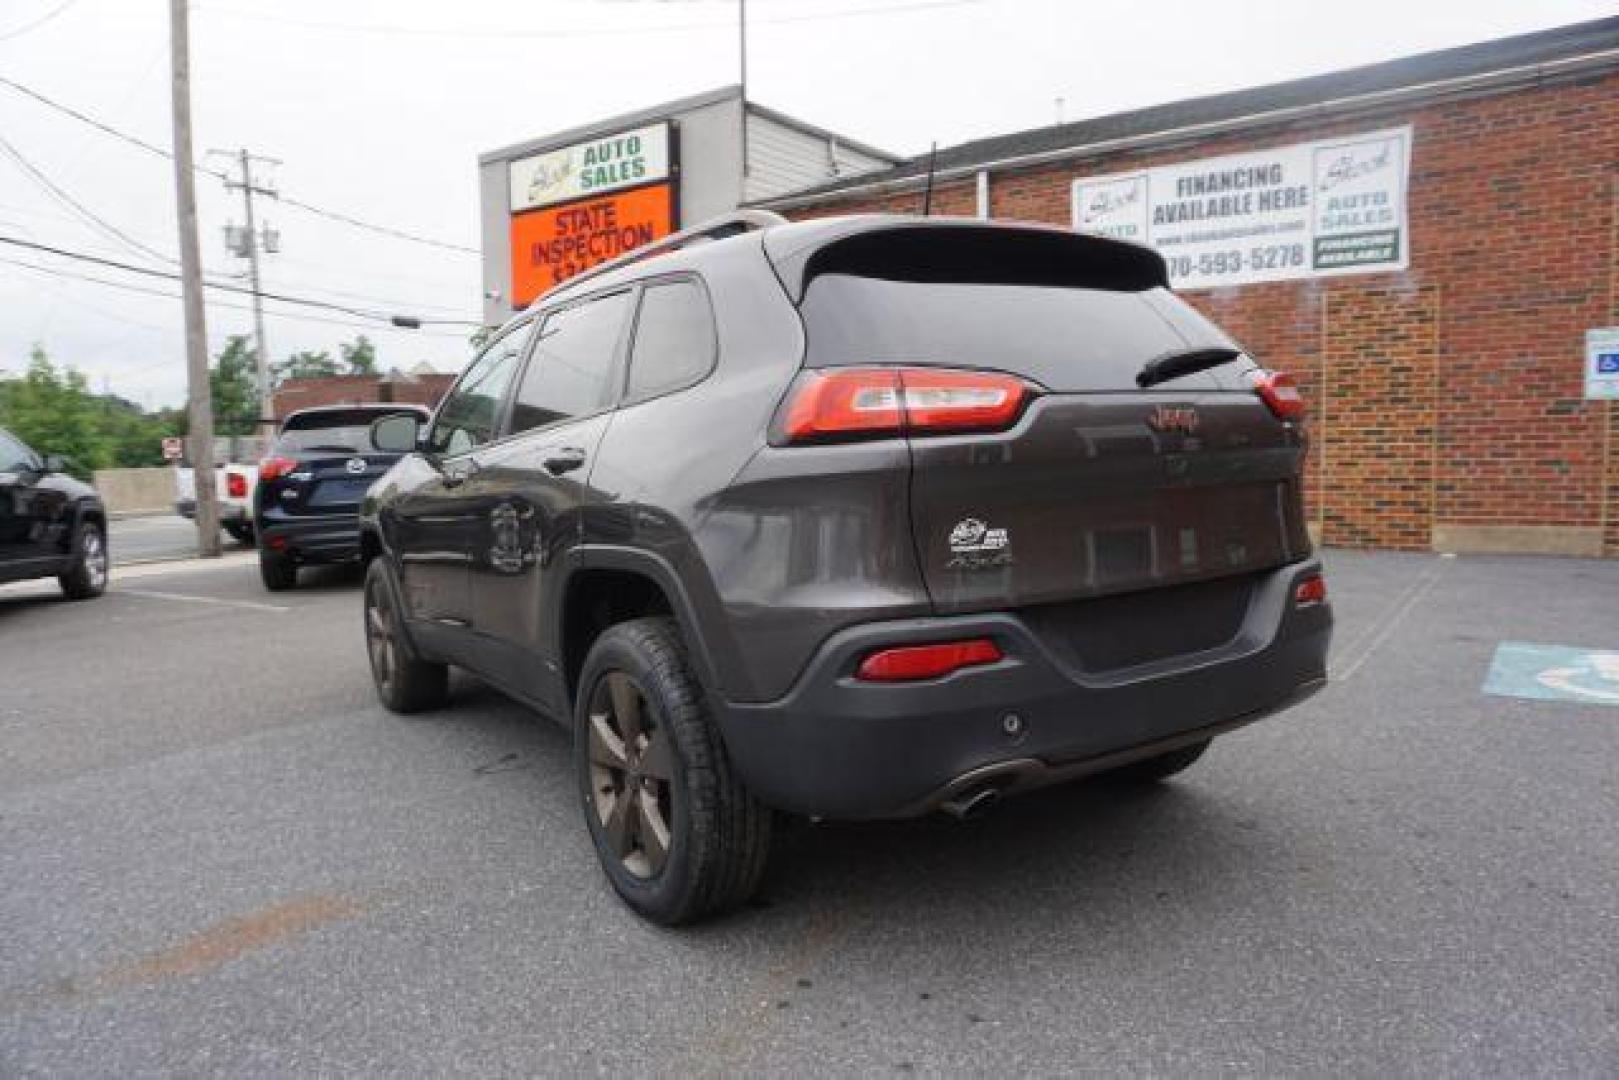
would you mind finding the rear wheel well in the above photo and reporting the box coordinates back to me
[562,570,674,703]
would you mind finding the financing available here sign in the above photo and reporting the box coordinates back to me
[508,122,673,213]
[1072,126,1412,289]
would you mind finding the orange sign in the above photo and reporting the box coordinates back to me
[509,183,675,307]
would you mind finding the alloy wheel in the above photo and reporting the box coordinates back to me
[82,528,107,590]
[365,578,396,694]
[586,671,676,879]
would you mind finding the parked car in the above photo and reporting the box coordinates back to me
[254,404,431,591]
[174,461,258,544]
[0,425,108,599]
[359,213,1333,925]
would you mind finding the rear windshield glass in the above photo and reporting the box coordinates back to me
[799,275,1245,392]
[276,409,421,454]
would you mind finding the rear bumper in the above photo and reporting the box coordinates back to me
[717,559,1331,820]
[174,498,249,524]
[257,508,361,564]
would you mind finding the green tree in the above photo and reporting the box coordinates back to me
[274,349,339,383]
[211,335,261,437]
[0,347,109,476]
[340,335,377,376]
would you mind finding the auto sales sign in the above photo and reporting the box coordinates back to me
[1072,126,1411,289]
[507,122,677,307]
[508,122,672,213]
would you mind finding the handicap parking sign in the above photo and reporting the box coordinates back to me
[1587,328,1619,399]
[1483,642,1619,707]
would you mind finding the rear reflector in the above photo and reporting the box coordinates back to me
[226,471,248,498]
[1250,370,1306,422]
[1294,573,1327,606]
[780,368,1029,443]
[258,456,297,481]
[855,638,1003,682]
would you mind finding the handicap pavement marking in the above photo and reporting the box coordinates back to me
[1482,641,1619,707]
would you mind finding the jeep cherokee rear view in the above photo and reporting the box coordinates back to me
[359,213,1331,924]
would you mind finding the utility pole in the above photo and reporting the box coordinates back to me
[210,148,279,445]
[169,0,220,557]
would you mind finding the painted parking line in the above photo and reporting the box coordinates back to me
[1482,641,1619,707]
[119,588,290,615]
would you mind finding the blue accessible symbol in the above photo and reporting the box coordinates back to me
[1483,642,1619,707]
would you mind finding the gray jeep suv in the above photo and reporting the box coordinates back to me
[359,212,1331,924]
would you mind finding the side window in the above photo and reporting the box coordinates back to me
[627,280,717,401]
[427,323,530,456]
[508,291,633,435]
[0,430,38,471]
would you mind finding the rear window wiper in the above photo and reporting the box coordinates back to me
[1136,346,1242,389]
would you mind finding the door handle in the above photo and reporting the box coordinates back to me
[543,448,586,476]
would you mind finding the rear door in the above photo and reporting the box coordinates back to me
[465,288,636,709]
[795,254,1311,617]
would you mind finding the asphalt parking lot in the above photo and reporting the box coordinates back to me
[2,549,1616,1075]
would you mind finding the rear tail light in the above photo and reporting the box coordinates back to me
[1294,573,1327,606]
[259,456,297,481]
[855,638,1003,682]
[779,368,1031,444]
[1250,369,1306,422]
[226,471,247,498]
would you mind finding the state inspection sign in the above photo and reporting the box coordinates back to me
[509,183,675,307]
[1072,125,1412,290]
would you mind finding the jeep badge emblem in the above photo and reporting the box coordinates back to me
[1146,404,1200,435]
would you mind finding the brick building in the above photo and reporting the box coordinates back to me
[270,367,457,422]
[762,18,1619,558]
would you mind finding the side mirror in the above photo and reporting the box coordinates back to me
[371,412,423,454]
[42,453,69,473]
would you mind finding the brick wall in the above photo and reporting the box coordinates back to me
[271,374,456,421]
[786,71,1619,557]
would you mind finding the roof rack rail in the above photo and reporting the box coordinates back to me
[530,209,787,303]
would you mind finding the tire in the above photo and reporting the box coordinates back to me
[362,558,449,713]
[1102,738,1212,784]
[224,521,255,546]
[259,549,297,591]
[58,519,109,600]
[574,617,771,926]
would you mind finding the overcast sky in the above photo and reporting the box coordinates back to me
[1,0,1612,408]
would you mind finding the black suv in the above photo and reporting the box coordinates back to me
[360,213,1332,924]
[255,404,431,591]
[0,425,107,599]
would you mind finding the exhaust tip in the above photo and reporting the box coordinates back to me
[940,785,1002,821]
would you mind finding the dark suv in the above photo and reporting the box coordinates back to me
[0,426,107,600]
[360,213,1331,924]
[255,404,431,590]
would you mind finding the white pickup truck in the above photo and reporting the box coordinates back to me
[173,461,260,545]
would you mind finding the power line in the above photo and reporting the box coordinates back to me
[0,0,78,43]
[0,234,482,326]
[0,131,180,266]
[0,73,479,255]
[0,254,474,337]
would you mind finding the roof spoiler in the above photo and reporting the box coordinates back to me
[532,209,787,304]
[764,217,1170,302]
